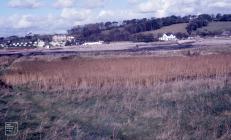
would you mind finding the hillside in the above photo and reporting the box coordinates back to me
[138,21,231,37]
[196,21,231,33]
[138,23,188,36]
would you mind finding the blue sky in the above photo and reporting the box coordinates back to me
[0,0,231,36]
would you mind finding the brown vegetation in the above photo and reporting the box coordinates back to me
[1,54,231,140]
[1,78,230,140]
[1,54,231,90]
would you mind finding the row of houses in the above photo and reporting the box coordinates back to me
[0,34,184,48]
[0,34,75,48]
[1,32,230,49]
[0,39,49,48]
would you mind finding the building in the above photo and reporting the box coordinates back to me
[159,34,177,41]
[52,34,74,42]
[7,40,38,48]
[82,41,104,46]
[37,40,46,48]
[52,34,74,47]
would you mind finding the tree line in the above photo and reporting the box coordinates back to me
[68,15,191,42]
[68,14,231,42]
[186,14,231,34]
[1,14,231,45]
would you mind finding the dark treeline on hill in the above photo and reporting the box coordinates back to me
[68,14,231,42]
[186,14,231,34]
[68,15,190,42]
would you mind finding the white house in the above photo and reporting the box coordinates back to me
[50,41,65,47]
[82,41,104,46]
[52,34,74,47]
[159,34,177,41]
[52,34,74,42]
[37,40,45,48]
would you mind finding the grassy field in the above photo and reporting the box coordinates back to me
[0,54,231,140]
[138,23,188,36]
[138,21,231,37]
[196,21,231,33]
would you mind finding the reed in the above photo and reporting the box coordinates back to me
[2,54,231,90]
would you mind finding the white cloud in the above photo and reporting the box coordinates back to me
[208,1,231,8]
[97,9,145,21]
[128,0,143,4]
[8,0,41,8]
[0,5,95,36]
[84,0,107,8]
[1,0,231,36]
[98,10,114,18]
[3,15,33,29]
[54,0,76,8]
[14,15,32,29]
[138,0,167,15]
[61,8,91,21]
[136,0,231,17]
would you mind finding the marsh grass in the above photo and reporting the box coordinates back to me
[1,80,231,140]
[2,54,231,91]
[0,54,231,139]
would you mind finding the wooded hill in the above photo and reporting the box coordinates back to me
[68,14,231,42]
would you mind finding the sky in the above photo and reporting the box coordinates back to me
[0,0,231,36]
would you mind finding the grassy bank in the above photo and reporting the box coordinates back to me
[0,82,231,140]
[0,54,231,140]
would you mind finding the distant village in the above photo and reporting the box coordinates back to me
[1,32,231,49]
[0,33,180,49]
[1,14,231,49]
[0,33,77,49]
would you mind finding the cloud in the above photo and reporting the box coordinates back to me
[0,12,90,36]
[61,8,91,21]
[0,3,96,36]
[97,9,145,21]
[127,0,144,4]
[98,10,114,18]
[13,15,32,29]
[1,0,231,36]
[2,15,33,29]
[208,1,231,8]
[8,0,41,8]
[84,0,107,8]
[53,0,76,8]
[138,0,164,13]
[136,0,231,17]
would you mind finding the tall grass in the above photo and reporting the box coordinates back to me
[1,54,231,90]
[1,54,231,140]
[1,79,230,140]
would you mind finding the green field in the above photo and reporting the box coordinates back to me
[196,21,231,33]
[138,21,231,36]
[138,23,188,36]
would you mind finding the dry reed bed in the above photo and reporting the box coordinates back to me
[0,56,16,66]
[1,54,231,90]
